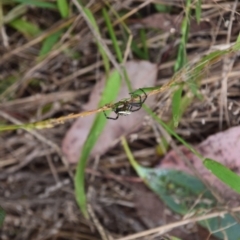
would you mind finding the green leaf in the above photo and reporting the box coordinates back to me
[142,167,240,239]
[39,30,63,56]
[75,70,121,218]
[204,158,240,194]
[121,138,240,240]
[172,85,183,127]
[11,0,57,9]
[141,168,215,215]
[9,18,41,38]
[195,0,201,24]
[57,0,69,18]
[0,206,5,227]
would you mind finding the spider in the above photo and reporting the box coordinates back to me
[103,88,147,120]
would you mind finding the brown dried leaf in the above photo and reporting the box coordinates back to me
[160,126,240,199]
[62,60,157,163]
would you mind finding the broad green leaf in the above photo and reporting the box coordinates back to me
[122,137,240,240]
[172,85,183,127]
[11,0,56,9]
[9,18,41,38]
[39,30,63,56]
[204,158,240,194]
[142,167,240,240]
[75,70,121,218]
[57,0,69,18]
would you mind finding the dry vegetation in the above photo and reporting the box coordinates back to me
[1,0,240,239]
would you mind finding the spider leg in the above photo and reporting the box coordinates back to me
[128,88,148,112]
[129,104,142,112]
[139,88,147,103]
[103,111,119,120]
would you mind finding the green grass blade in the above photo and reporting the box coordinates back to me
[131,37,148,60]
[39,30,63,57]
[9,18,41,38]
[154,3,172,12]
[75,70,121,218]
[11,0,57,9]
[172,0,191,131]
[0,205,5,227]
[174,0,191,72]
[140,29,149,60]
[102,8,123,63]
[3,4,27,24]
[57,0,69,18]
[232,35,240,51]
[172,84,183,127]
[195,0,201,23]
[84,7,110,75]
[144,105,203,160]
[204,158,240,194]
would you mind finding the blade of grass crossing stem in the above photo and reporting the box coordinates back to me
[204,158,240,194]
[39,30,63,57]
[9,18,41,38]
[84,8,110,75]
[102,8,123,63]
[195,0,201,24]
[74,70,121,218]
[57,0,69,18]
[11,0,57,9]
